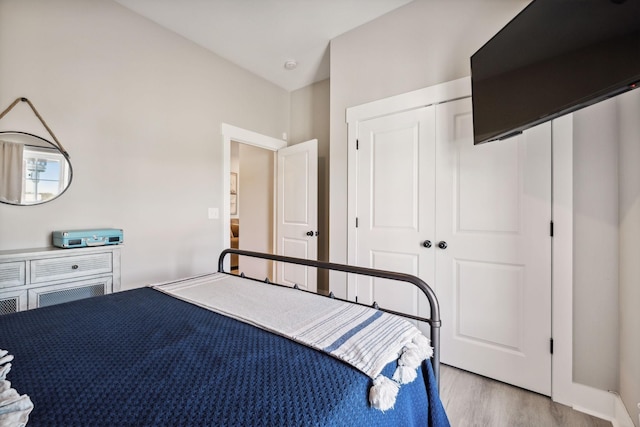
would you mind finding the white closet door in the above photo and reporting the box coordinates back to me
[355,106,436,326]
[434,98,552,395]
[276,139,318,292]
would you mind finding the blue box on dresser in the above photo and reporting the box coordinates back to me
[52,228,123,249]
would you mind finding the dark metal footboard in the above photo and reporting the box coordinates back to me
[217,248,442,390]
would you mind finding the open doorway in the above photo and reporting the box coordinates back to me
[221,123,319,293]
[222,124,286,281]
[230,140,275,280]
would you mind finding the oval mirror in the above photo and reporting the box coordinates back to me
[0,131,73,206]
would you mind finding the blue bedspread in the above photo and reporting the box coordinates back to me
[0,287,450,426]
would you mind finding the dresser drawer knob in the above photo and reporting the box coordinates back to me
[71,265,79,270]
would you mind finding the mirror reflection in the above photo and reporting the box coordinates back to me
[0,132,72,206]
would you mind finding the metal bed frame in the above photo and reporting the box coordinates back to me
[217,248,442,389]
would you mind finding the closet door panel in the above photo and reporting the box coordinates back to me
[435,98,552,395]
[355,106,436,326]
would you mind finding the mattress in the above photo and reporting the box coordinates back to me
[0,285,449,426]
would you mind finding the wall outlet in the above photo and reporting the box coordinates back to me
[208,207,219,219]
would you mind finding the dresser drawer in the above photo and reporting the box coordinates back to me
[0,261,26,289]
[30,253,112,284]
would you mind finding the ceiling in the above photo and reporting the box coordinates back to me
[114,0,414,92]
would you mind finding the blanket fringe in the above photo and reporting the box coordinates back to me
[371,333,433,410]
[392,334,433,385]
[0,350,33,427]
[369,375,399,412]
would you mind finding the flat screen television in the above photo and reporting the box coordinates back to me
[471,0,640,145]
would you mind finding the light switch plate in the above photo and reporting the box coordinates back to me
[208,207,219,219]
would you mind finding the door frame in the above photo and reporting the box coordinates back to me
[344,77,620,423]
[221,123,286,272]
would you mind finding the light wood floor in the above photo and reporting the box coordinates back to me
[439,365,612,427]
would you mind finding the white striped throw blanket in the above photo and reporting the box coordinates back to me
[153,273,433,411]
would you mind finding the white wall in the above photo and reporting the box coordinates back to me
[0,0,289,288]
[290,78,330,292]
[572,99,619,392]
[617,88,640,426]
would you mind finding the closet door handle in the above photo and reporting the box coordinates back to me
[306,231,314,236]
[422,240,432,248]
[438,241,448,250]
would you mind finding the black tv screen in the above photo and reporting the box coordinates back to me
[471,0,640,145]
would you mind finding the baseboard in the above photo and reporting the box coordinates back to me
[569,383,635,427]
[612,395,635,427]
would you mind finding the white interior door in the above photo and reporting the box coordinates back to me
[435,98,552,395]
[355,106,436,326]
[276,139,318,292]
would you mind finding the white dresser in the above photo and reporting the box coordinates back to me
[0,245,121,315]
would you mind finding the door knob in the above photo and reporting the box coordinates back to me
[306,231,314,236]
[422,240,432,248]
[438,241,448,249]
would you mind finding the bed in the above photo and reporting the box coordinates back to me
[0,249,449,427]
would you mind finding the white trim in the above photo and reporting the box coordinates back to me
[345,77,470,123]
[551,114,574,406]
[613,394,636,427]
[345,118,358,300]
[221,123,287,151]
[571,385,635,427]
[220,123,286,271]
